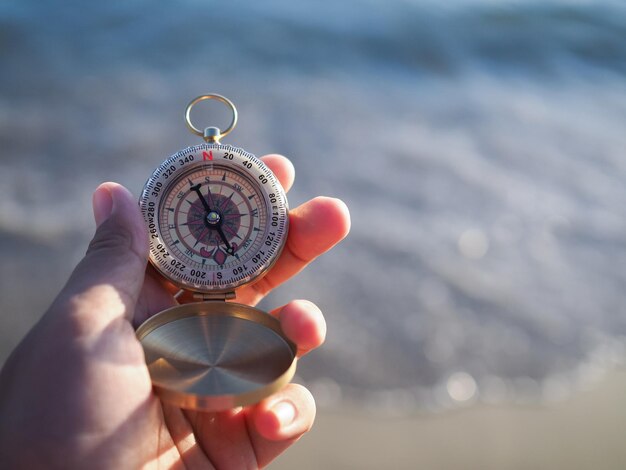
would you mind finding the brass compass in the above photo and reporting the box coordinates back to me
[137,94,295,411]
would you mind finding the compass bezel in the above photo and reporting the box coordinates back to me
[139,143,289,294]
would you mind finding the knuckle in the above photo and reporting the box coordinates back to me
[87,220,134,255]
[86,218,146,267]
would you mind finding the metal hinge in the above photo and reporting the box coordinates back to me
[192,291,236,301]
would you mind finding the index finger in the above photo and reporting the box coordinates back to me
[235,196,350,306]
[261,154,295,193]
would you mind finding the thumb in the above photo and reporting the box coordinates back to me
[51,182,148,331]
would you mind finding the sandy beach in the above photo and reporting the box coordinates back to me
[272,368,626,469]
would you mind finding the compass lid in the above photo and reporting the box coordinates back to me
[136,302,297,411]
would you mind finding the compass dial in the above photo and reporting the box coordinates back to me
[140,143,289,293]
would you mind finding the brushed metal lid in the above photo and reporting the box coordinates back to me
[136,302,297,411]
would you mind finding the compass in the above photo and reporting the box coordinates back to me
[137,94,295,411]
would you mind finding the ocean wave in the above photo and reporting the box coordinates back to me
[1,0,626,411]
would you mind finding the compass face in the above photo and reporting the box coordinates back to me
[140,143,289,293]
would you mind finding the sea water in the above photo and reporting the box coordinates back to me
[1,0,626,412]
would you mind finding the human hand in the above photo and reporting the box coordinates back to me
[0,154,350,469]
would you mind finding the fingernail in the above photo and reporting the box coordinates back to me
[271,400,296,427]
[93,185,114,227]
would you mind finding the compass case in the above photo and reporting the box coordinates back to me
[136,95,296,411]
[136,302,297,411]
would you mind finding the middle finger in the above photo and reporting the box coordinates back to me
[271,300,326,358]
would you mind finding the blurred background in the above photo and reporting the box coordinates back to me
[2,0,626,468]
